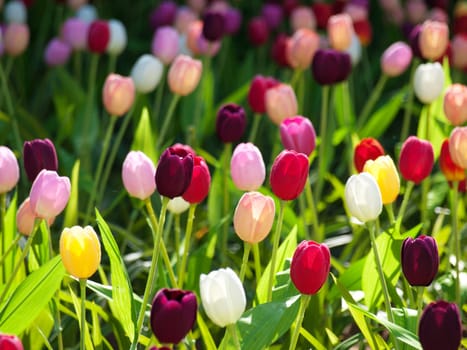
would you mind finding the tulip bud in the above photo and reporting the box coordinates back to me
[380,41,413,77]
[102,74,135,117]
[29,170,71,220]
[167,196,190,214]
[0,145,19,194]
[23,138,58,182]
[17,197,55,236]
[286,28,320,70]
[155,147,194,199]
[130,54,164,94]
[399,136,434,184]
[4,0,26,24]
[150,288,197,345]
[182,156,210,204]
[3,23,29,56]
[149,0,177,31]
[248,17,269,46]
[290,240,330,294]
[419,20,449,61]
[344,172,382,223]
[0,333,23,350]
[87,20,110,54]
[168,54,202,96]
[413,62,444,104]
[247,75,280,114]
[312,49,352,85]
[199,267,246,327]
[279,116,317,157]
[151,26,179,65]
[451,34,467,69]
[439,139,465,182]
[60,225,101,279]
[107,19,127,56]
[230,143,265,191]
[290,6,316,31]
[363,155,400,205]
[202,11,224,42]
[216,103,246,143]
[401,235,438,286]
[270,150,309,201]
[327,13,355,51]
[265,84,298,125]
[449,126,467,169]
[443,84,467,126]
[418,301,462,350]
[44,38,72,67]
[233,191,275,244]
[353,138,385,173]
[122,151,156,200]
[61,18,89,51]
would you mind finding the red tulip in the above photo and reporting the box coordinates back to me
[353,138,385,173]
[182,156,211,204]
[270,150,309,201]
[247,75,280,114]
[248,17,269,46]
[439,139,465,182]
[399,136,434,184]
[87,20,110,53]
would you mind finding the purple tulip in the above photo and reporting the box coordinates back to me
[311,49,352,85]
[280,116,317,157]
[202,11,225,42]
[224,7,242,35]
[44,38,72,67]
[216,103,247,143]
[401,235,439,286]
[151,26,179,65]
[149,1,177,31]
[155,147,193,199]
[23,138,58,182]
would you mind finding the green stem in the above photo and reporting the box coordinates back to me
[156,93,181,150]
[73,51,82,86]
[0,235,21,267]
[296,71,305,115]
[395,181,415,232]
[252,243,262,287]
[79,279,87,350]
[400,59,419,142]
[341,80,354,175]
[239,243,252,282]
[174,213,181,271]
[416,286,424,331]
[267,200,285,303]
[107,54,117,75]
[159,234,178,288]
[152,67,166,125]
[451,182,460,306]
[288,294,311,350]
[425,103,431,142]
[305,176,320,241]
[385,204,395,225]
[84,116,118,225]
[1,193,6,281]
[248,113,262,144]
[221,143,232,264]
[403,276,415,308]
[227,324,241,350]
[178,204,196,289]
[420,177,430,231]
[316,86,330,202]
[357,74,388,128]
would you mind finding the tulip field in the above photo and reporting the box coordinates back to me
[0,0,467,349]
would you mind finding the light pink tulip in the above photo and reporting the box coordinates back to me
[230,143,265,191]
[380,41,413,77]
[286,28,320,70]
[419,20,449,61]
[152,26,179,65]
[3,23,29,56]
[122,151,156,200]
[0,146,19,194]
[290,6,316,31]
[168,54,202,96]
[102,74,135,117]
[61,18,89,51]
[451,34,467,69]
[449,127,467,169]
[17,197,54,236]
[265,84,298,125]
[444,84,467,126]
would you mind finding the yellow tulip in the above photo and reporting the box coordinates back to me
[363,155,400,204]
[60,226,101,279]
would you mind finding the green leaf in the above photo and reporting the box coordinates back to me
[28,307,54,350]
[69,286,94,350]
[2,192,18,283]
[328,258,365,300]
[96,209,136,341]
[0,255,65,334]
[300,327,327,350]
[63,160,80,228]
[132,107,157,163]
[197,312,217,350]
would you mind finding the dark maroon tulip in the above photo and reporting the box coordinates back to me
[401,235,439,286]
[270,150,309,201]
[216,103,246,143]
[23,138,58,182]
[155,147,193,199]
[271,33,291,68]
[182,156,211,204]
[248,17,269,46]
[149,0,177,31]
[247,75,280,114]
[202,11,225,42]
[398,136,434,184]
[409,24,423,59]
[171,143,196,157]
[150,288,197,345]
[290,240,330,295]
[87,20,110,53]
[419,301,462,350]
[311,49,352,85]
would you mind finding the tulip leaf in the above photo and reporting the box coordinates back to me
[416,105,446,160]
[132,107,158,164]
[197,312,217,350]
[96,209,136,342]
[2,192,18,283]
[0,255,65,334]
[28,308,54,350]
[63,159,80,228]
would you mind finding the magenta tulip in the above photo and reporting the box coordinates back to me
[279,116,317,156]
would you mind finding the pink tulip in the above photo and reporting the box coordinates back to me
[44,38,72,67]
[230,143,266,191]
[286,28,320,70]
[443,84,467,126]
[290,6,316,31]
[102,74,135,117]
[17,197,54,236]
[3,23,29,56]
[419,20,449,61]
[151,26,179,65]
[449,127,467,169]
[168,54,202,96]
[265,84,298,125]
[61,18,89,51]
[380,41,413,77]
[122,151,157,200]
[327,13,354,51]
[279,116,316,157]
[0,146,19,194]
[451,34,467,69]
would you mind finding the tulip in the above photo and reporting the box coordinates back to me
[353,19,372,46]
[182,156,211,204]
[261,3,283,30]
[439,139,465,182]
[270,150,309,201]
[130,54,164,94]
[67,0,87,11]
[0,333,23,350]
[286,28,320,70]
[449,127,467,169]
[150,288,197,344]
[151,26,179,65]
[76,4,98,23]
[247,75,280,114]
[380,41,413,77]
[443,84,467,126]
[344,172,382,223]
[102,74,135,116]
[202,11,224,42]
[60,225,101,279]
[171,143,196,157]
[17,197,43,236]
[122,151,156,200]
[247,17,269,46]
[87,20,110,53]
[406,0,427,24]
[199,267,246,327]
[363,155,400,205]
[312,2,332,29]
[4,0,26,24]
[271,33,290,68]
[186,20,221,57]
[233,191,275,244]
[265,84,298,125]
[216,103,246,143]
[23,138,58,182]
[3,23,29,56]
[419,20,449,60]
[174,7,197,34]
[290,240,330,294]
[167,196,190,214]
[290,6,316,31]
[408,24,423,59]
[279,116,317,157]
[451,34,467,69]
[399,136,434,184]
[0,145,19,194]
[60,18,89,51]
[312,49,352,85]
[401,235,438,286]
[107,19,127,56]
[413,62,444,104]
[418,301,462,350]
[353,138,385,173]
[346,33,362,66]
[149,0,177,31]
[155,147,194,199]
[230,143,265,191]
[44,38,72,66]
[223,7,242,35]
[168,54,202,96]
[327,13,355,51]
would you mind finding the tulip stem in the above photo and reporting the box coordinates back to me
[248,113,262,144]
[385,204,395,225]
[400,59,418,142]
[416,286,424,331]
[0,234,21,268]
[79,278,87,350]
[239,243,252,282]
[305,176,320,242]
[357,74,388,129]
[227,324,241,350]
[1,193,6,280]
[174,213,181,271]
[132,197,169,349]
[178,204,197,289]
[267,200,285,303]
[221,143,232,264]
[316,85,330,203]
[252,243,262,287]
[451,182,460,306]
[152,67,166,125]
[156,93,181,150]
[395,181,415,233]
[84,116,118,225]
[288,294,311,350]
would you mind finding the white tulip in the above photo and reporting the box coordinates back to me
[413,62,444,104]
[107,19,127,56]
[167,196,190,215]
[130,54,164,94]
[4,0,26,24]
[200,267,246,327]
[76,4,97,23]
[346,33,362,66]
[344,172,383,223]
